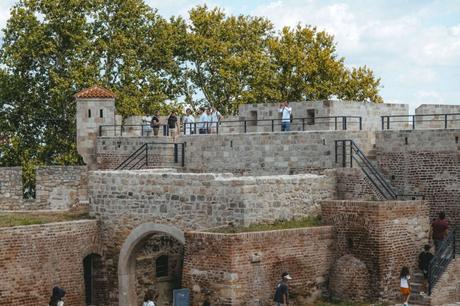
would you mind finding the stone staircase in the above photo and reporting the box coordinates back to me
[409,271,431,306]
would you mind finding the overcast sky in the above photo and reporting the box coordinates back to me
[1,0,460,111]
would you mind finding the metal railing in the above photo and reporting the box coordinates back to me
[335,140,424,200]
[381,113,460,130]
[428,229,457,295]
[183,116,362,134]
[99,124,172,137]
[115,142,185,170]
[99,116,363,136]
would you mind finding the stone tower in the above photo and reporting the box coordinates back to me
[75,85,116,169]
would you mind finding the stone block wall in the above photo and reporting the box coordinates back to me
[375,130,460,226]
[89,170,335,229]
[88,170,335,305]
[0,220,102,306]
[321,200,430,301]
[238,100,408,132]
[0,167,23,210]
[183,226,335,306]
[335,168,384,200]
[35,166,88,210]
[97,130,373,173]
[183,130,372,175]
[415,104,460,129]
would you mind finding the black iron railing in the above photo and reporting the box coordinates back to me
[99,124,171,137]
[335,140,424,200]
[428,229,456,295]
[381,113,460,130]
[99,116,363,136]
[115,142,185,170]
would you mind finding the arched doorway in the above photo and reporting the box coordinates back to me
[118,223,185,306]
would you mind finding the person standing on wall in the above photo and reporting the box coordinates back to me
[431,211,449,253]
[48,287,65,306]
[167,111,179,142]
[198,107,210,134]
[150,110,161,137]
[183,108,195,135]
[278,101,292,132]
[210,107,223,134]
[273,272,292,306]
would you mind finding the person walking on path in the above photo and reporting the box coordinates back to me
[167,111,179,141]
[278,101,292,132]
[418,244,434,295]
[48,287,65,306]
[273,272,292,306]
[431,211,449,253]
[400,266,411,306]
[143,289,158,306]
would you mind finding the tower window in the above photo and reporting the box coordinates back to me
[100,109,103,118]
[155,255,168,277]
[88,109,91,118]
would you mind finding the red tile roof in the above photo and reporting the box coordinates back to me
[74,85,116,99]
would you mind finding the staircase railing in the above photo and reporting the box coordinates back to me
[335,140,423,200]
[428,228,456,295]
[115,142,185,170]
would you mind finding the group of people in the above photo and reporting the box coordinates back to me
[147,107,223,141]
[399,211,450,306]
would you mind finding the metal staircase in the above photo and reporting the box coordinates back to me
[335,140,423,200]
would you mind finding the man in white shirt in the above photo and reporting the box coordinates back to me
[210,107,223,134]
[278,101,292,132]
[183,108,195,135]
[198,107,210,134]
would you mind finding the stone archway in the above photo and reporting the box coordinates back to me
[118,223,185,306]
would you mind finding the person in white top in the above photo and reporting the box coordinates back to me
[143,289,157,306]
[198,107,210,134]
[278,101,292,132]
[399,266,411,306]
[209,107,223,134]
[183,108,196,135]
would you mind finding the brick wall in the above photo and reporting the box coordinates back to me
[375,130,460,227]
[36,166,88,210]
[0,167,23,210]
[415,104,460,129]
[321,200,430,301]
[183,226,335,306]
[430,258,460,305]
[0,220,102,306]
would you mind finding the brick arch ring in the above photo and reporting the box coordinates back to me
[117,223,185,306]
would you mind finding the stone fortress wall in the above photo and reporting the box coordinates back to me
[0,165,87,211]
[2,86,460,306]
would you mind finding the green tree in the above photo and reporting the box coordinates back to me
[0,0,183,168]
[185,6,277,114]
[339,66,383,103]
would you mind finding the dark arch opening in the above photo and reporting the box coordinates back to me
[83,253,104,306]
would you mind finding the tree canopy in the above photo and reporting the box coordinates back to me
[0,1,383,168]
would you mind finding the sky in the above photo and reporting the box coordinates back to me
[1,0,460,112]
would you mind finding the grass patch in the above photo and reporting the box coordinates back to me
[0,209,92,228]
[209,216,322,233]
[311,299,390,306]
